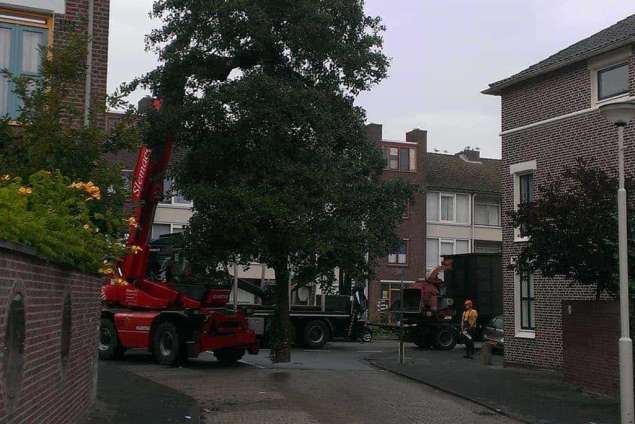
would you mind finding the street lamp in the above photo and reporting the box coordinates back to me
[600,100,635,424]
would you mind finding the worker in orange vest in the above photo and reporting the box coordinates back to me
[461,299,478,359]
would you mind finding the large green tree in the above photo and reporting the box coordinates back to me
[510,158,635,298]
[141,0,416,362]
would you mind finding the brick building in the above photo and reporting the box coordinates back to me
[483,14,635,370]
[366,123,427,323]
[0,1,110,422]
[0,0,110,127]
[366,123,502,324]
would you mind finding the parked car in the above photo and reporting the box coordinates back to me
[483,315,504,351]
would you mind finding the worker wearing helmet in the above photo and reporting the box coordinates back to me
[461,299,478,359]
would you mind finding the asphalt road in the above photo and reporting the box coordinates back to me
[98,340,518,424]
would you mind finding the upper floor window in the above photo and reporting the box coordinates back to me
[427,192,469,224]
[160,179,193,206]
[510,160,537,242]
[388,240,408,265]
[597,63,629,101]
[384,146,416,172]
[475,202,501,226]
[0,20,47,119]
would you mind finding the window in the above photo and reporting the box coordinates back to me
[475,202,501,226]
[598,63,629,100]
[384,146,416,171]
[519,273,535,331]
[427,192,470,224]
[426,238,439,271]
[440,194,454,221]
[426,192,439,221]
[151,224,170,240]
[388,240,408,265]
[426,238,470,271]
[519,173,533,205]
[455,194,469,223]
[511,160,537,242]
[0,21,47,118]
[152,223,186,240]
[160,179,193,206]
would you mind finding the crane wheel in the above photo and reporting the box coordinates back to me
[153,321,182,366]
[99,318,125,360]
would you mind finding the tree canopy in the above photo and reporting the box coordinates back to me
[140,0,416,361]
[510,158,635,298]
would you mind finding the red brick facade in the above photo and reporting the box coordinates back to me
[0,242,103,423]
[53,0,111,128]
[497,46,635,369]
[366,125,427,323]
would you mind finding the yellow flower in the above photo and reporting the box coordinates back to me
[83,224,91,231]
[1,174,9,181]
[17,187,32,195]
[99,266,114,275]
[130,245,143,254]
[127,217,138,228]
[112,277,128,286]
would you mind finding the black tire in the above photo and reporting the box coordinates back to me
[99,318,125,360]
[303,320,329,349]
[153,321,182,366]
[434,326,457,351]
[214,348,245,364]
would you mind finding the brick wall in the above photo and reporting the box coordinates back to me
[0,241,103,423]
[562,300,619,396]
[500,49,635,370]
[53,0,110,128]
[367,125,427,322]
[501,48,635,131]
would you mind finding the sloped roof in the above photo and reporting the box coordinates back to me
[484,14,635,95]
[426,153,501,195]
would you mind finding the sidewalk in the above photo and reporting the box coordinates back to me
[367,344,618,424]
[84,361,200,424]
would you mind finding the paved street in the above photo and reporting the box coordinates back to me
[90,341,517,424]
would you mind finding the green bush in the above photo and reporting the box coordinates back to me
[0,171,122,273]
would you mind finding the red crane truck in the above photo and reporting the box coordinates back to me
[99,99,258,365]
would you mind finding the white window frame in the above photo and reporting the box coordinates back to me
[428,191,471,225]
[425,238,471,272]
[510,160,537,242]
[589,47,632,108]
[513,269,536,339]
[387,239,408,266]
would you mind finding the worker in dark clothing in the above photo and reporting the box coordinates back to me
[461,299,478,359]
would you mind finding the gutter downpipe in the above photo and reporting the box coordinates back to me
[83,0,94,127]
[471,193,477,253]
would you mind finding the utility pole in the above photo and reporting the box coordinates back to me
[399,268,405,365]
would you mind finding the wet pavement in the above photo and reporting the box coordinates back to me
[87,341,517,424]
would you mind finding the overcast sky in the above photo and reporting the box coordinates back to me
[108,0,635,159]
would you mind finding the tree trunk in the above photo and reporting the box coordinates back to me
[270,260,291,363]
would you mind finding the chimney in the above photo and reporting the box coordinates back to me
[457,147,480,162]
[406,128,427,151]
[366,123,383,143]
